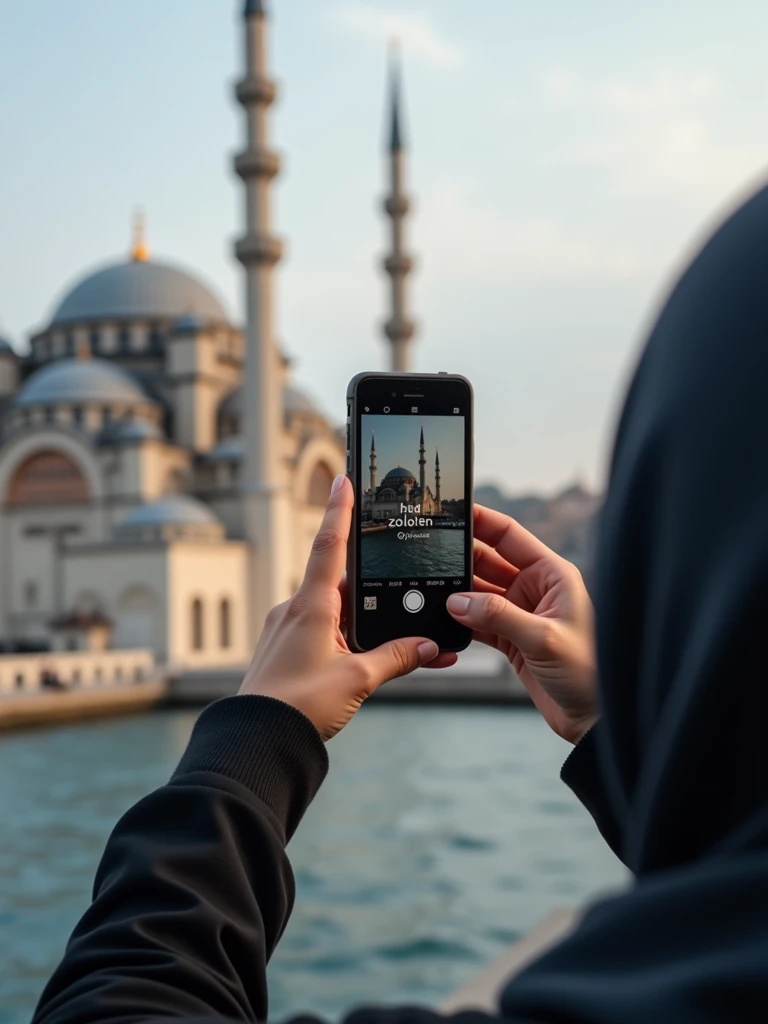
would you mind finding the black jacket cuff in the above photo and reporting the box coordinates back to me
[171,694,329,842]
[561,721,624,862]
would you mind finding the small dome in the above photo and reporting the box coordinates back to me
[117,495,223,540]
[218,384,320,420]
[382,466,417,482]
[206,435,244,462]
[16,359,149,408]
[173,314,202,333]
[50,258,228,326]
[100,419,163,445]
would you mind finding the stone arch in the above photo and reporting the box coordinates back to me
[0,430,102,507]
[292,437,345,507]
[7,450,89,505]
[113,585,161,653]
[306,461,335,507]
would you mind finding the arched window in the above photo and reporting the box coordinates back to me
[307,461,335,507]
[220,598,231,649]
[7,451,90,506]
[191,598,204,651]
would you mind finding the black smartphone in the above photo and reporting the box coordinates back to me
[346,372,473,653]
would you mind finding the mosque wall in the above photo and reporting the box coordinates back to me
[166,541,249,667]
[62,545,169,660]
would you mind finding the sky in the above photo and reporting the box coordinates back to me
[362,414,464,499]
[2,1,768,493]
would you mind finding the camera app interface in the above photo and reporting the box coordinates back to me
[356,400,470,648]
[361,414,466,578]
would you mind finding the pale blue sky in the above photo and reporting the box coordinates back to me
[362,414,464,498]
[2,1,768,491]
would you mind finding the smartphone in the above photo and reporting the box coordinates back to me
[346,372,473,653]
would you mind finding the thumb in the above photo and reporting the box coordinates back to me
[355,637,439,692]
[447,592,545,651]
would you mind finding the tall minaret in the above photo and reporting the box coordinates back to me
[418,426,426,502]
[435,450,441,509]
[382,44,415,373]
[370,432,377,497]
[234,0,292,640]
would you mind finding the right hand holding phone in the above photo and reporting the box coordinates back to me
[446,505,598,745]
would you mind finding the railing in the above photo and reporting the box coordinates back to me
[0,650,155,695]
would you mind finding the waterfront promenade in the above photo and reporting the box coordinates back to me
[0,643,526,731]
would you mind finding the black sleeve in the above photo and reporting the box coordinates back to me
[30,695,514,1024]
[560,721,625,862]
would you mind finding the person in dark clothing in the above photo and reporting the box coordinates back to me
[32,178,768,1023]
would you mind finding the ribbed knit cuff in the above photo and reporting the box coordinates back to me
[171,695,329,843]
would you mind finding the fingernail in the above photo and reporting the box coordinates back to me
[330,473,346,496]
[417,640,439,664]
[446,594,471,615]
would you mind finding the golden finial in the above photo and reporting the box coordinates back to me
[131,209,149,262]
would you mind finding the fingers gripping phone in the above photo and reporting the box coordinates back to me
[346,372,473,653]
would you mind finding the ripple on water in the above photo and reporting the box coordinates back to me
[495,875,524,891]
[444,834,496,852]
[374,937,481,962]
[534,800,578,816]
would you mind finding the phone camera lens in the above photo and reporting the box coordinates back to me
[391,392,396,397]
[383,406,390,414]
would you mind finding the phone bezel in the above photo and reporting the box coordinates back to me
[346,371,474,654]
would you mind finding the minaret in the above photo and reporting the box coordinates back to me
[370,432,377,498]
[435,450,441,509]
[131,210,149,262]
[234,0,292,640]
[418,425,426,503]
[382,44,415,373]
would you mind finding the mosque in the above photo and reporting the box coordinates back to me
[363,428,442,524]
[0,1,416,669]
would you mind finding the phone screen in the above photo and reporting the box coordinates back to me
[350,376,472,652]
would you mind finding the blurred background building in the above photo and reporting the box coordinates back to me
[0,1,598,667]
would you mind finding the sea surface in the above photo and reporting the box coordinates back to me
[0,706,627,1023]
[363,528,465,578]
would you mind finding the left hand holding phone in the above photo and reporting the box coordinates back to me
[239,474,458,740]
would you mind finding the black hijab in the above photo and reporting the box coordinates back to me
[501,182,768,1022]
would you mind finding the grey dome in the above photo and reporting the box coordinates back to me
[383,466,416,482]
[118,495,223,537]
[173,314,202,333]
[50,259,228,326]
[16,358,149,408]
[219,383,320,420]
[100,419,163,444]
[206,435,244,462]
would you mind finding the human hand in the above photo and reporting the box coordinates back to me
[239,475,457,740]
[446,505,597,744]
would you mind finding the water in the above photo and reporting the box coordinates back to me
[0,707,627,1023]
[362,528,465,578]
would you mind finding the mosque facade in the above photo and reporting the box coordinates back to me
[0,1,415,668]
[363,428,442,524]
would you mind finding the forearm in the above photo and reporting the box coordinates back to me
[32,696,329,1024]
